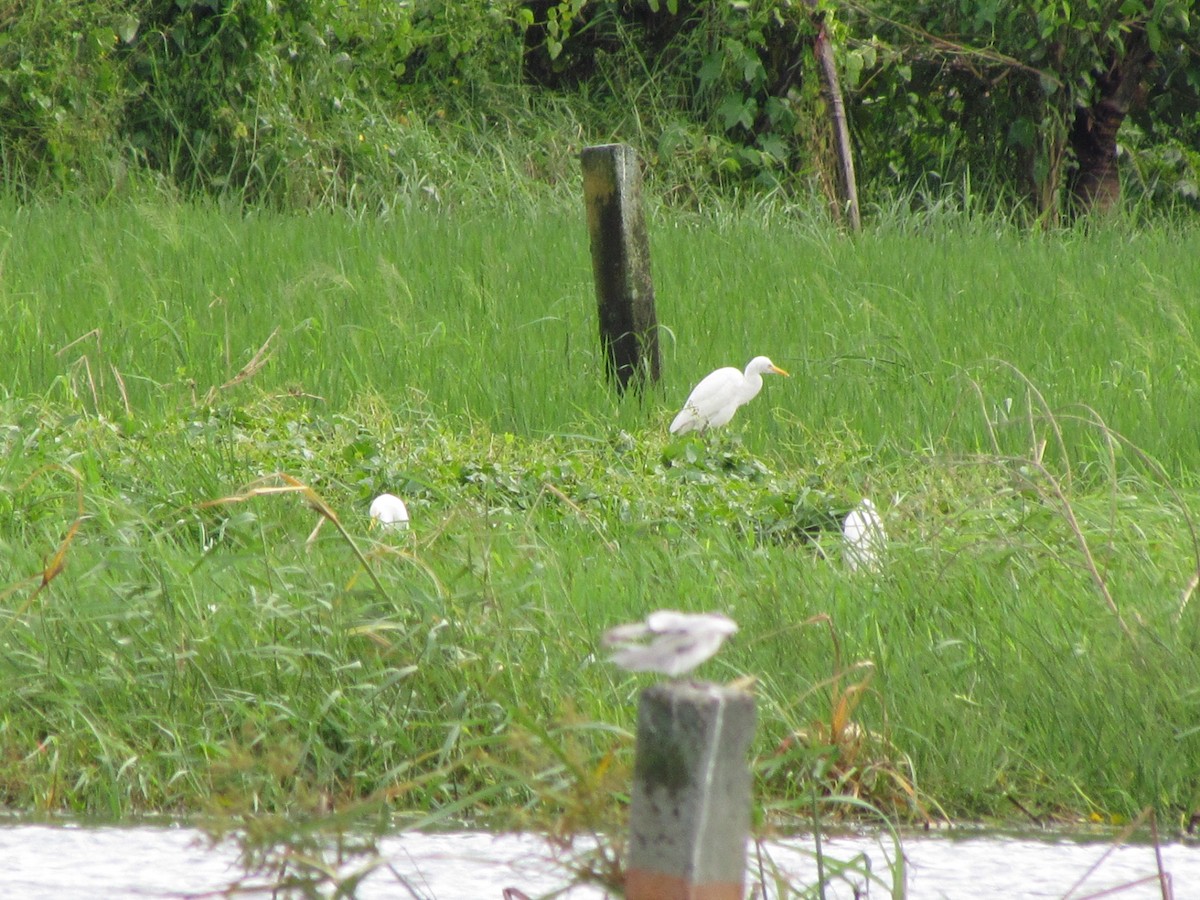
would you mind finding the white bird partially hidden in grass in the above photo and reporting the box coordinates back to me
[843,497,885,573]
[669,356,789,435]
[369,493,409,530]
[602,610,738,678]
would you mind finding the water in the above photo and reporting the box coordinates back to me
[2,821,1197,898]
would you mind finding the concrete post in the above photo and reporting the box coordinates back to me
[580,143,661,395]
[626,681,756,900]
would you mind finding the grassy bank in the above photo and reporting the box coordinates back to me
[4,199,1199,469]
[2,198,1199,833]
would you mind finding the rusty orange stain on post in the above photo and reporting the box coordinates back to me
[624,682,756,900]
[626,869,745,899]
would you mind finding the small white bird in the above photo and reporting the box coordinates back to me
[670,356,789,435]
[602,610,738,678]
[369,493,410,530]
[843,497,885,573]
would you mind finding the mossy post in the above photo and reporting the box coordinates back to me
[625,682,756,900]
[581,143,661,395]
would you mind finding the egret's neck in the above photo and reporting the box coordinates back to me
[741,373,764,402]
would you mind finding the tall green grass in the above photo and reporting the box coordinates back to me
[3,199,1197,471]
[2,198,1200,835]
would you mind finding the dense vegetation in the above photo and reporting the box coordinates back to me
[2,202,1199,843]
[2,1,1198,218]
[2,8,1200,894]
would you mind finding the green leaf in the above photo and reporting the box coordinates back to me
[843,49,864,88]
[90,27,116,52]
[699,54,723,91]
[1007,117,1036,149]
[658,125,686,159]
[759,134,787,161]
[116,15,140,44]
[742,55,765,87]
[1145,20,1162,54]
[717,94,755,130]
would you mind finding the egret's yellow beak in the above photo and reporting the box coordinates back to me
[771,364,790,377]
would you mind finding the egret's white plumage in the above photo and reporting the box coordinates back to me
[843,497,885,573]
[602,610,738,678]
[369,493,410,530]
[670,356,789,435]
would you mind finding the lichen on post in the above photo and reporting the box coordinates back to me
[625,681,756,900]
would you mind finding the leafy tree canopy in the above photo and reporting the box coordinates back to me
[0,0,1195,218]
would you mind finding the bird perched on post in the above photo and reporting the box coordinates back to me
[669,356,789,435]
[602,610,738,678]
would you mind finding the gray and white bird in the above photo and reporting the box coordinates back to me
[669,356,789,435]
[602,610,738,678]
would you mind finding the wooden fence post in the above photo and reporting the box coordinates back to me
[580,143,662,395]
[625,682,756,900]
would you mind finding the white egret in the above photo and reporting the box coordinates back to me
[369,493,409,530]
[669,356,789,435]
[602,610,738,678]
[842,497,885,573]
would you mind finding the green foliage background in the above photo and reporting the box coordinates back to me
[3,0,1200,849]
[2,0,1197,215]
[2,200,1200,831]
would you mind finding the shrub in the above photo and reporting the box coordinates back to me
[0,0,135,195]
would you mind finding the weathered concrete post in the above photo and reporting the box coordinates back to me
[625,682,756,900]
[580,143,661,395]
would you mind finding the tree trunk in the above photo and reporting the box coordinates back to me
[1067,24,1153,216]
[805,0,861,232]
